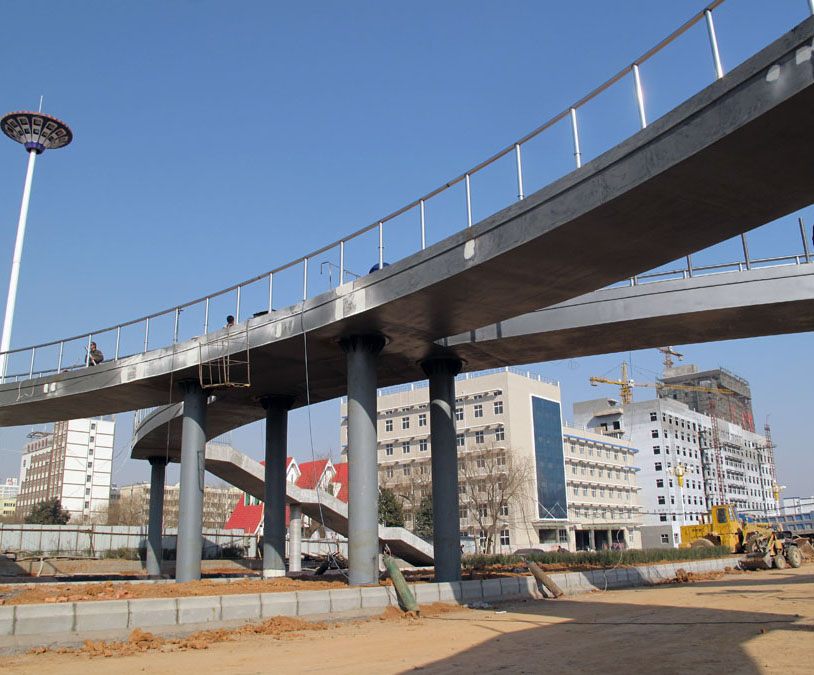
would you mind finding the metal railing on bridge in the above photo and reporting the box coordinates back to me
[2,0,814,384]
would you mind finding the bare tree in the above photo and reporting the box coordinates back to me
[379,461,432,530]
[459,445,532,553]
[104,493,146,526]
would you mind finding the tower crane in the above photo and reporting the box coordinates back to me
[658,346,683,370]
[589,362,735,404]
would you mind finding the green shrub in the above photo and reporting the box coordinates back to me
[462,546,731,570]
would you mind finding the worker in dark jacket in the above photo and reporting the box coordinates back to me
[88,342,104,366]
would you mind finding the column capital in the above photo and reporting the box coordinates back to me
[339,333,385,355]
[420,356,463,378]
[178,378,203,395]
[260,395,295,411]
[148,456,169,467]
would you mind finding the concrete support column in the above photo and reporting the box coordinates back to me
[341,334,385,586]
[146,457,167,577]
[589,529,596,550]
[607,528,613,549]
[421,356,463,582]
[262,396,294,578]
[289,503,303,574]
[176,380,207,583]
[621,528,629,549]
[567,527,577,552]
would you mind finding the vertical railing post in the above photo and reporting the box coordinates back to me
[339,241,345,286]
[705,9,724,80]
[378,221,384,269]
[633,64,647,129]
[57,341,64,372]
[465,174,472,228]
[302,257,308,301]
[686,254,694,278]
[741,233,752,270]
[235,286,241,323]
[268,272,274,310]
[204,298,210,334]
[420,200,426,249]
[514,144,525,200]
[570,107,582,168]
[28,347,35,379]
[86,334,93,367]
[143,319,150,353]
[173,309,180,343]
[114,327,121,360]
[799,217,812,263]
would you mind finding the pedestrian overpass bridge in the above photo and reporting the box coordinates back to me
[2,8,814,584]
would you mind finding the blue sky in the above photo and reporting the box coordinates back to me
[0,1,811,499]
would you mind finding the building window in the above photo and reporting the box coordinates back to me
[459,506,468,519]
[455,407,464,422]
[591,488,597,497]
[385,444,394,456]
[651,429,660,438]
[402,442,410,455]
[418,413,427,427]
[386,467,393,478]
[655,462,662,471]
[456,434,465,448]
[660,534,669,544]
[385,419,393,432]
[494,400,504,415]
[658,496,666,504]
[419,439,428,452]
[495,427,505,442]
[653,445,660,454]
[474,404,483,418]
[496,452,506,466]
[656,479,664,488]
[85,488,90,495]
[86,475,91,482]
[402,417,410,430]
[402,465,411,476]
[475,430,485,444]
[659,514,667,522]
[500,529,510,547]
[650,412,657,421]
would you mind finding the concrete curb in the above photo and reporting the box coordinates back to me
[0,557,735,636]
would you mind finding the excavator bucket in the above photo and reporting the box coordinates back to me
[793,538,814,559]
[740,551,773,570]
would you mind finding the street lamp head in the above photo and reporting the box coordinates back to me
[1,111,72,154]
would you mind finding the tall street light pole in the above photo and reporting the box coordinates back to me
[0,111,72,381]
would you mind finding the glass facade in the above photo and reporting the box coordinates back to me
[531,396,568,519]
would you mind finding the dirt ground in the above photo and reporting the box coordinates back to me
[3,565,813,674]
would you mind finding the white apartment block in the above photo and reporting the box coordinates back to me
[17,418,115,522]
[340,368,642,554]
[573,397,776,547]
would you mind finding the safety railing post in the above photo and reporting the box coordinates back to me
[235,286,241,323]
[143,319,150,353]
[420,200,426,249]
[28,348,35,379]
[705,9,724,80]
[378,221,384,269]
[86,335,93,366]
[302,257,308,301]
[570,108,582,168]
[339,242,345,286]
[204,297,210,334]
[465,174,473,227]
[633,64,647,129]
[57,341,64,372]
[800,217,812,263]
[515,144,525,200]
[686,254,694,278]
[741,233,752,270]
[268,272,274,311]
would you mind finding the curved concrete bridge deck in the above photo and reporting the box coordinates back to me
[131,262,814,458]
[1,18,814,426]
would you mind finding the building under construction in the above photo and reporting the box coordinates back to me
[658,365,754,432]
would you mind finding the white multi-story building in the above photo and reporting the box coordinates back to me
[573,396,776,547]
[340,368,642,553]
[16,418,115,522]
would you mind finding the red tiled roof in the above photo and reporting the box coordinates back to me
[332,462,349,503]
[224,495,263,533]
[296,459,331,490]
